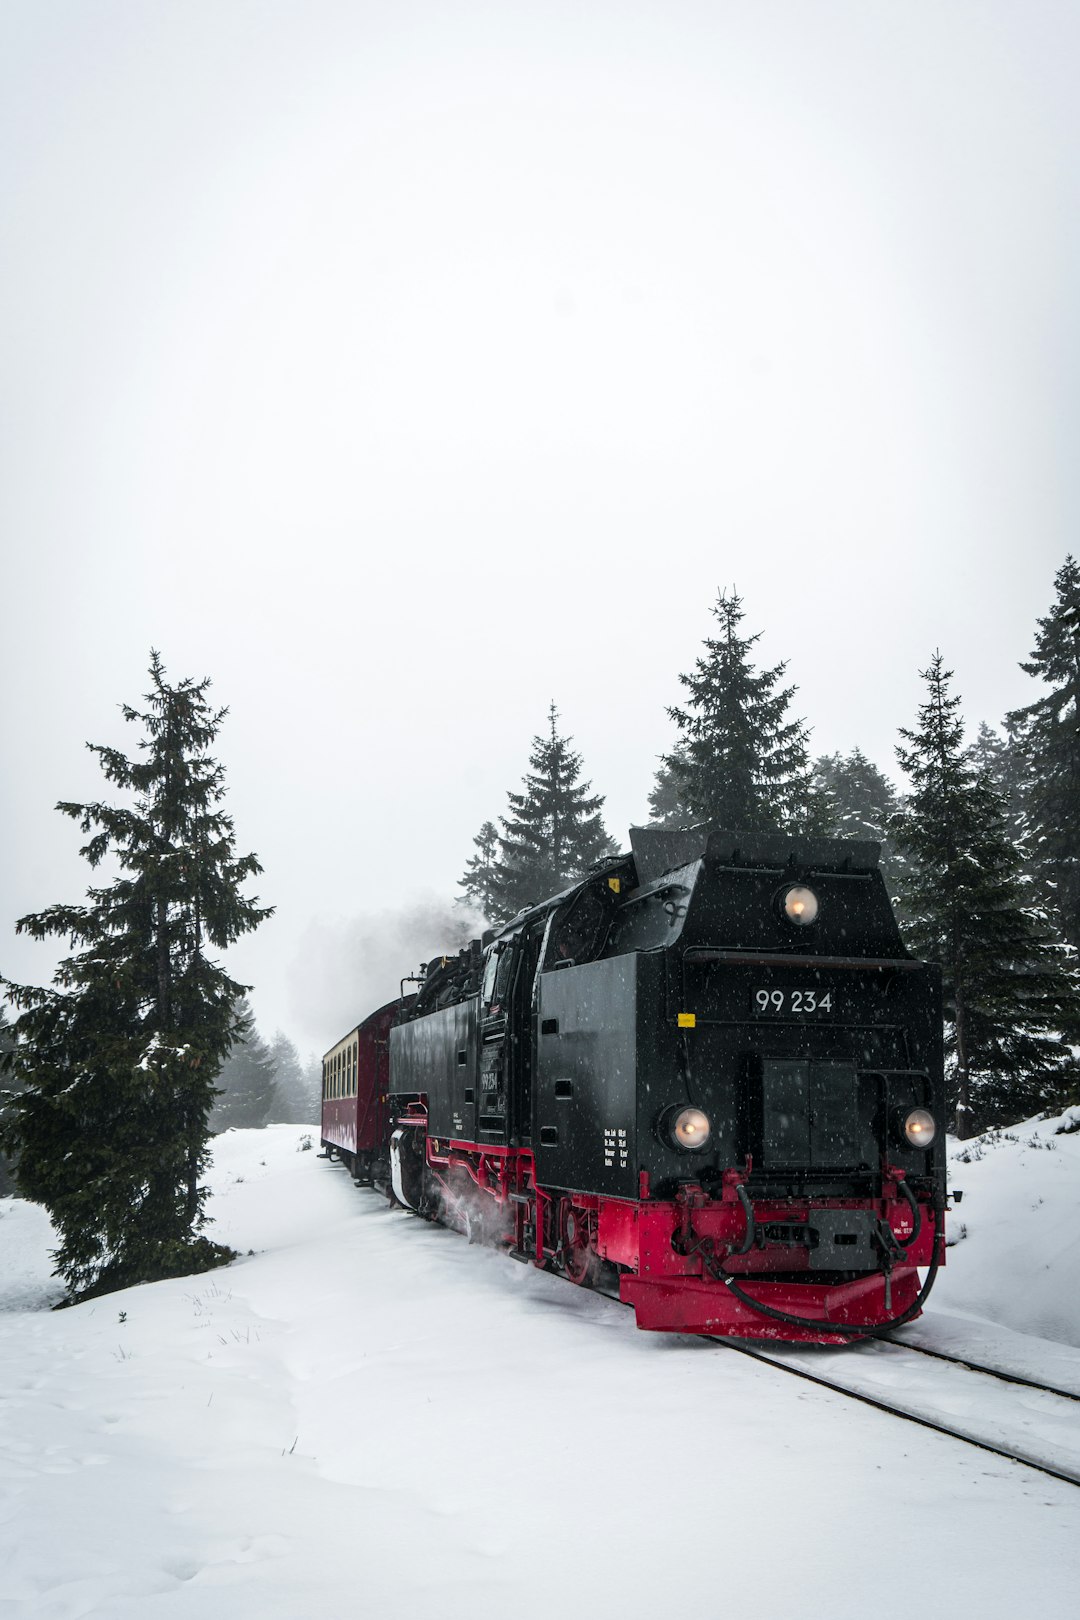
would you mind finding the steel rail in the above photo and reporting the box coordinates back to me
[880,1337,1080,1403]
[714,1338,1080,1489]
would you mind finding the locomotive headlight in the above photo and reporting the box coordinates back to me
[670,1106,711,1151]
[781,885,819,926]
[903,1107,937,1148]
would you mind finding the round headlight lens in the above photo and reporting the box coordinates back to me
[670,1106,711,1151]
[903,1107,936,1148]
[782,885,819,926]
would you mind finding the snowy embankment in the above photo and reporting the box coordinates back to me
[2,1121,1079,1620]
[935,1107,1080,1347]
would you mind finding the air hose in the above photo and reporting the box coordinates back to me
[733,1183,756,1255]
[712,1185,944,1341]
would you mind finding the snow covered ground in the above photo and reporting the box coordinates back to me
[2,1118,1079,1619]
[936,1106,1080,1345]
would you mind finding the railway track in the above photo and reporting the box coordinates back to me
[716,1333,1080,1487]
[588,1250,1080,1483]
[576,1238,1080,1480]
[384,1182,1080,1485]
[880,1335,1080,1402]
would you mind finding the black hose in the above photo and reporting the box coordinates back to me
[713,1190,945,1341]
[734,1183,756,1255]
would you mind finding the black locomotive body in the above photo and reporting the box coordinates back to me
[323,825,946,1341]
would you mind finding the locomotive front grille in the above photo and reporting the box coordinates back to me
[754,1057,866,1171]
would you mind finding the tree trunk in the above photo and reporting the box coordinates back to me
[184,1149,199,1227]
[954,964,974,1139]
[157,896,170,1029]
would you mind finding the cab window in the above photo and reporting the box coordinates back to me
[483,936,519,1014]
[545,885,610,968]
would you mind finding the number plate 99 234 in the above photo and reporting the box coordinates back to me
[752,988,834,1015]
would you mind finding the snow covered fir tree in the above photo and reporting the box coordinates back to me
[207,1008,316,1130]
[459,705,615,924]
[0,1008,17,1198]
[812,747,898,847]
[209,996,278,1131]
[812,746,902,895]
[892,653,1079,1137]
[267,1029,316,1123]
[968,720,1027,849]
[645,743,695,828]
[0,653,272,1299]
[458,821,501,916]
[651,589,825,833]
[1007,554,1080,951]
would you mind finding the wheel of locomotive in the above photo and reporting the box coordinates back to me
[560,1200,597,1286]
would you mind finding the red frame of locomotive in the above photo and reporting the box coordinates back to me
[322,1000,941,1343]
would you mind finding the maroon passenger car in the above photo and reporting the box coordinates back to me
[320,998,399,1184]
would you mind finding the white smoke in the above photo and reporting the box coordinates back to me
[288,894,488,1053]
[426,1164,515,1250]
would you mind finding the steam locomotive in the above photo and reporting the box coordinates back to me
[320,825,946,1342]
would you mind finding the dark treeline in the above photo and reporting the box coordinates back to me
[460,562,1080,1139]
[208,998,322,1132]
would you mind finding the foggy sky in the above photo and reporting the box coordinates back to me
[2,1,1078,1057]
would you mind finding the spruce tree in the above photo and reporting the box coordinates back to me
[266,1030,311,1123]
[646,745,695,828]
[812,747,901,891]
[663,589,824,833]
[302,1052,323,1115]
[813,748,897,842]
[209,997,278,1131]
[892,654,1078,1136]
[1006,556,1080,948]
[969,722,1027,847]
[457,821,502,918]
[0,652,271,1298]
[485,704,615,923]
[0,1007,18,1198]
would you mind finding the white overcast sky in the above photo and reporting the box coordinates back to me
[2,1,1078,1057]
